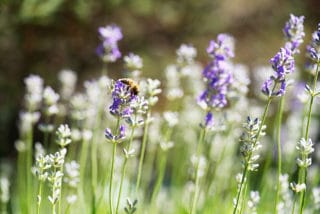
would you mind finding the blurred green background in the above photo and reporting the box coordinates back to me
[0,0,319,157]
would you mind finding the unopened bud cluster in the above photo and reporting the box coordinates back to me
[239,117,265,171]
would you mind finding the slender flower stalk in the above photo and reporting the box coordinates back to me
[295,24,320,213]
[274,14,305,213]
[55,124,72,214]
[135,110,150,192]
[274,96,284,214]
[34,154,50,214]
[233,112,268,214]
[190,127,207,214]
[235,43,295,214]
[116,96,147,213]
[106,79,137,213]
[136,79,161,192]
[79,130,92,194]
[116,126,135,213]
[108,118,122,214]
[19,74,43,214]
[0,176,10,214]
[194,34,234,213]
[150,112,177,204]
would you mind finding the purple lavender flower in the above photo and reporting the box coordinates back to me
[204,111,214,128]
[109,80,137,117]
[206,34,234,61]
[198,34,234,110]
[97,24,123,62]
[270,48,295,80]
[261,78,286,97]
[105,125,126,143]
[307,24,320,62]
[261,47,294,97]
[283,14,305,54]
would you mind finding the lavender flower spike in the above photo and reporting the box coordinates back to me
[109,79,137,118]
[105,125,126,143]
[262,47,294,97]
[97,24,123,62]
[307,23,320,62]
[198,34,234,110]
[270,47,295,80]
[283,14,305,54]
[206,34,234,61]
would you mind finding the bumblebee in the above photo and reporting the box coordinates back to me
[119,78,139,95]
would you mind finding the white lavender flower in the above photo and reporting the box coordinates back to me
[34,142,46,159]
[140,78,161,106]
[296,138,314,168]
[190,155,207,178]
[159,140,174,151]
[15,140,26,152]
[277,174,293,213]
[34,154,51,181]
[49,149,67,168]
[70,93,88,121]
[230,64,250,96]
[48,170,64,205]
[247,191,260,214]
[56,124,72,147]
[71,128,82,142]
[66,194,77,204]
[64,161,80,188]
[312,187,320,210]
[163,111,179,127]
[82,129,93,141]
[164,65,184,100]
[19,111,41,134]
[38,123,55,134]
[0,176,10,204]
[124,53,143,70]
[58,69,77,99]
[43,86,60,116]
[176,44,197,65]
[125,96,149,127]
[43,86,59,106]
[290,182,306,193]
[24,74,44,111]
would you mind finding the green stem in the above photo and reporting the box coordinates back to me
[37,179,44,214]
[80,137,89,193]
[298,61,320,214]
[292,194,297,214]
[17,147,26,213]
[109,143,117,214]
[65,204,71,214]
[190,127,206,214]
[136,110,151,192]
[233,98,272,214]
[274,96,284,213]
[26,124,33,214]
[150,150,167,204]
[52,203,56,214]
[0,201,7,214]
[109,118,120,214]
[58,153,66,214]
[233,164,248,214]
[116,124,136,213]
[150,127,173,204]
[240,180,248,214]
[91,98,104,214]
